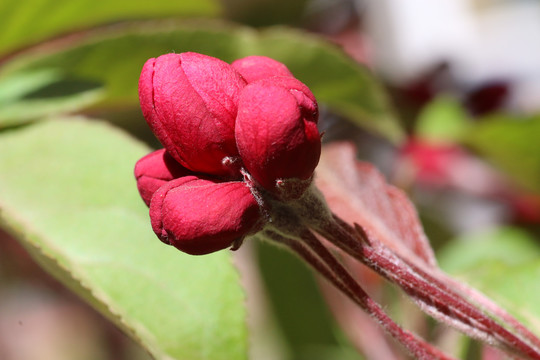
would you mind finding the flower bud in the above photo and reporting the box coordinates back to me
[235,76,321,197]
[149,176,263,255]
[134,148,194,206]
[139,52,246,176]
[231,56,293,83]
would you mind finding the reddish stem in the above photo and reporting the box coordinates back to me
[263,230,455,360]
[319,215,540,360]
[442,272,540,352]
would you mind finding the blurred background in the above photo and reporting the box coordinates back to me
[1,0,539,359]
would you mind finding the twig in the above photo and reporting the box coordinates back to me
[315,215,540,360]
[263,229,455,360]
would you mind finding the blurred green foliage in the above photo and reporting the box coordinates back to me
[1,1,540,359]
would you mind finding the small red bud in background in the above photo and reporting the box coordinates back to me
[149,176,263,255]
[139,52,246,176]
[235,76,321,197]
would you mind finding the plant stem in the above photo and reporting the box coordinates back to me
[262,229,455,360]
[441,272,540,352]
[318,215,540,360]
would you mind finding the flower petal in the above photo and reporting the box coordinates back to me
[231,55,293,83]
[149,176,263,255]
[134,148,194,206]
[235,76,321,196]
[139,52,246,176]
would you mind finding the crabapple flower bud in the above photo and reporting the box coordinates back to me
[134,148,194,206]
[235,76,321,197]
[139,52,246,176]
[231,55,294,83]
[149,176,263,255]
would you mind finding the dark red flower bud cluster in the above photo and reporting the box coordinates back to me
[135,53,321,255]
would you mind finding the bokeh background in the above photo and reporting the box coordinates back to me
[1,0,540,359]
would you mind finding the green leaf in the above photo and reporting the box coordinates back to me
[0,69,104,128]
[0,20,403,143]
[415,96,470,144]
[256,241,342,357]
[0,118,247,360]
[0,0,219,56]
[221,0,308,26]
[0,69,60,103]
[464,114,540,193]
[438,227,540,336]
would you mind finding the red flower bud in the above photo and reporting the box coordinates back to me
[134,148,194,206]
[235,76,321,196]
[149,176,263,255]
[139,52,246,176]
[231,56,294,83]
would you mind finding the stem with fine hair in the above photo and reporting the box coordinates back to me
[315,214,540,360]
[261,229,455,360]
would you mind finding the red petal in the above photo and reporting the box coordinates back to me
[134,149,195,206]
[235,77,321,194]
[138,53,246,176]
[149,177,263,255]
[231,56,293,83]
